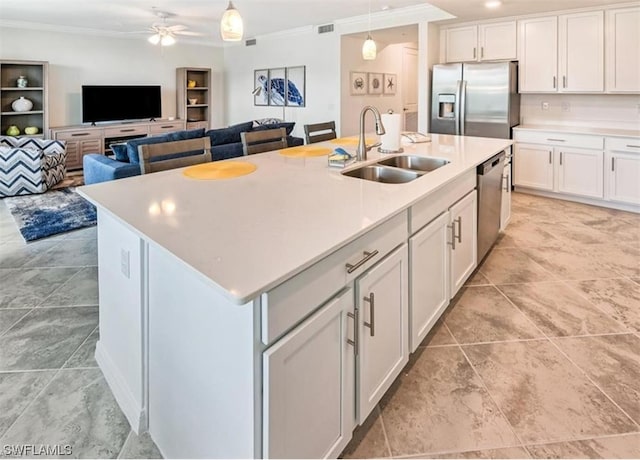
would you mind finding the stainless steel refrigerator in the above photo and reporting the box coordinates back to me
[430,61,520,139]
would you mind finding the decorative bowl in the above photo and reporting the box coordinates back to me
[24,126,39,135]
[188,98,198,105]
[12,96,33,112]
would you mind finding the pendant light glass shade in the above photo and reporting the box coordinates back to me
[160,34,176,46]
[220,1,243,41]
[148,34,161,45]
[362,34,377,60]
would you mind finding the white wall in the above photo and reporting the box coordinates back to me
[340,37,417,136]
[520,94,640,130]
[222,29,340,139]
[0,27,225,128]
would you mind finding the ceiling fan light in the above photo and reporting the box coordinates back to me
[220,1,243,41]
[362,35,377,60]
[148,33,161,45]
[161,34,176,46]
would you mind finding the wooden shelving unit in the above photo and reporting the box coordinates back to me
[0,60,48,137]
[176,67,211,130]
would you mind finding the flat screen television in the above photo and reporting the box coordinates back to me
[82,85,162,124]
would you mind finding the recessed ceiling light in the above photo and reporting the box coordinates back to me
[484,0,502,8]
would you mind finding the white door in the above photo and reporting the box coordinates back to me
[500,160,512,231]
[559,11,604,92]
[449,190,478,297]
[263,288,355,459]
[606,6,640,92]
[356,245,408,424]
[479,21,516,61]
[402,47,419,132]
[557,148,604,198]
[606,151,640,205]
[409,212,450,352]
[514,144,554,191]
[518,16,558,92]
[445,25,478,63]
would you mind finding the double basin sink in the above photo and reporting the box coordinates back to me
[342,155,450,184]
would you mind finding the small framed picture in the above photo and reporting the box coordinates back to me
[350,71,367,96]
[285,66,306,107]
[253,69,269,106]
[268,67,286,106]
[383,73,397,95]
[368,73,383,95]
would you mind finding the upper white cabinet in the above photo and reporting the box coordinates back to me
[443,21,516,63]
[606,6,640,92]
[519,10,610,93]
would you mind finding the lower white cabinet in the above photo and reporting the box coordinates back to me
[409,212,450,352]
[606,150,640,205]
[514,143,554,191]
[557,148,604,198]
[500,158,512,231]
[263,287,355,459]
[449,190,478,297]
[355,244,409,423]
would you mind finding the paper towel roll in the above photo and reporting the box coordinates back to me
[380,113,402,152]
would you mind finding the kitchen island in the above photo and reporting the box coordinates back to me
[78,134,512,459]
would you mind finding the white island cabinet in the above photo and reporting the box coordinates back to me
[78,134,512,458]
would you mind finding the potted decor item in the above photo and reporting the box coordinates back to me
[16,76,28,88]
[24,126,39,135]
[187,80,196,88]
[6,125,20,136]
[11,96,33,112]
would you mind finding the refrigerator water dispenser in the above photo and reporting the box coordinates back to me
[438,95,456,118]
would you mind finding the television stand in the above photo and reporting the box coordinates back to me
[50,119,187,170]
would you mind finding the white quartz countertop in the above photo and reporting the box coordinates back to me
[515,124,640,138]
[79,134,511,304]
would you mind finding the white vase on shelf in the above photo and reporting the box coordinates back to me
[11,97,33,112]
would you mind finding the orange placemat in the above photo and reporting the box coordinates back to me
[330,137,375,146]
[183,161,257,180]
[279,145,332,157]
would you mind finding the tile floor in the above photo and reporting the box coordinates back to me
[0,192,638,459]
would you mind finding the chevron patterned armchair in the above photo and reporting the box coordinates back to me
[0,136,67,198]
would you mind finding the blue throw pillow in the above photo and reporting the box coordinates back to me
[168,128,205,142]
[252,122,295,136]
[126,134,171,164]
[205,121,253,146]
[110,143,129,162]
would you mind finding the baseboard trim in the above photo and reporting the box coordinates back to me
[95,340,146,434]
[513,187,640,214]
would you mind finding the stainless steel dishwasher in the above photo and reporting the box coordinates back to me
[477,151,506,262]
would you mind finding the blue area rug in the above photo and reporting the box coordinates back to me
[4,188,96,242]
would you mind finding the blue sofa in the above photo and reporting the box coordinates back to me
[83,121,303,184]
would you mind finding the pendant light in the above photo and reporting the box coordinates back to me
[220,1,243,41]
[362,0,376,60]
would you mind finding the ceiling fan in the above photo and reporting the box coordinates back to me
[145,10,202,46]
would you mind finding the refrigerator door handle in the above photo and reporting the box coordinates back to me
[460,80,467,136]
[454,80,462,135]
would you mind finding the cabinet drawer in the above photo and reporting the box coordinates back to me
[605,137,640,153]
[149,121,185,134]
[104,125,148,137]
[514,130,604,149]
[261,211,408,345]
[410,170,475,235]
[186,121,209,130]
[55,129,102,141]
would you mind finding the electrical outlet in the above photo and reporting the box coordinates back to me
[541,102,549,111]
[120,249,130,279]
[561,102,570,112]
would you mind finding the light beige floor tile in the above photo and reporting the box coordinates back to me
[498,282,626,337]
[444,286,543,344]
[418,320,456,348]
[463,340,637,444]
[568,278,640,331]
[465,270,492,286]
[554,334,640,424]
[427,446,531,459]
[379,346,519,457]
[525,433,640,459]
[341,406,390,459]
[521,245,622,281]
[480,248,556,285]
[494,220,562,249]
[588,244,640,279]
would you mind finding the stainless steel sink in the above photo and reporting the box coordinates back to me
[342,165,421,184]
[377,155,450,172]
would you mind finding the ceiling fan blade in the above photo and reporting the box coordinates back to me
[174,31,205,36]
[167,24,188,32]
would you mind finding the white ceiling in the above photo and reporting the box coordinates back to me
[0,0,632,46]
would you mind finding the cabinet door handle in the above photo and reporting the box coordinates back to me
[563,76,567,88]
[560,151,563,165]
[480,47,484,59]
[347,309,359,356]
[611,157,615,171]
[547,138,566,142]
[363,293,375,337]
[160,125,173,129]
[345,250,379,274]
[502,174,509,192]
[456,216,462,243]
[71,132,90,137]
[473,47,476,59]
[120,128,136,133]
[548,151,552,164]
[626,144,640,149]
[447,223,456,250]
[553,76,557,89]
